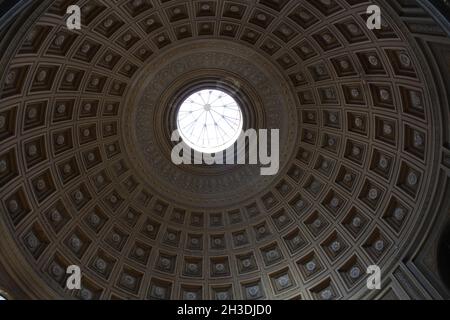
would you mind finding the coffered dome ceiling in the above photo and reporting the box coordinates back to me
[0,0,449,300]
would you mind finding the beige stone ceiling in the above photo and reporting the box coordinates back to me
[0,0,449,300]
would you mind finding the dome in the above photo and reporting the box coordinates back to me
[0,0,449,300]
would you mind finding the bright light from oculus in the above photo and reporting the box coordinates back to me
[176,89,243,154]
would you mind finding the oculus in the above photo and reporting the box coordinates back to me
[176,89,243,154]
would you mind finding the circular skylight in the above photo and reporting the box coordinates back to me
[176,89,243,154]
